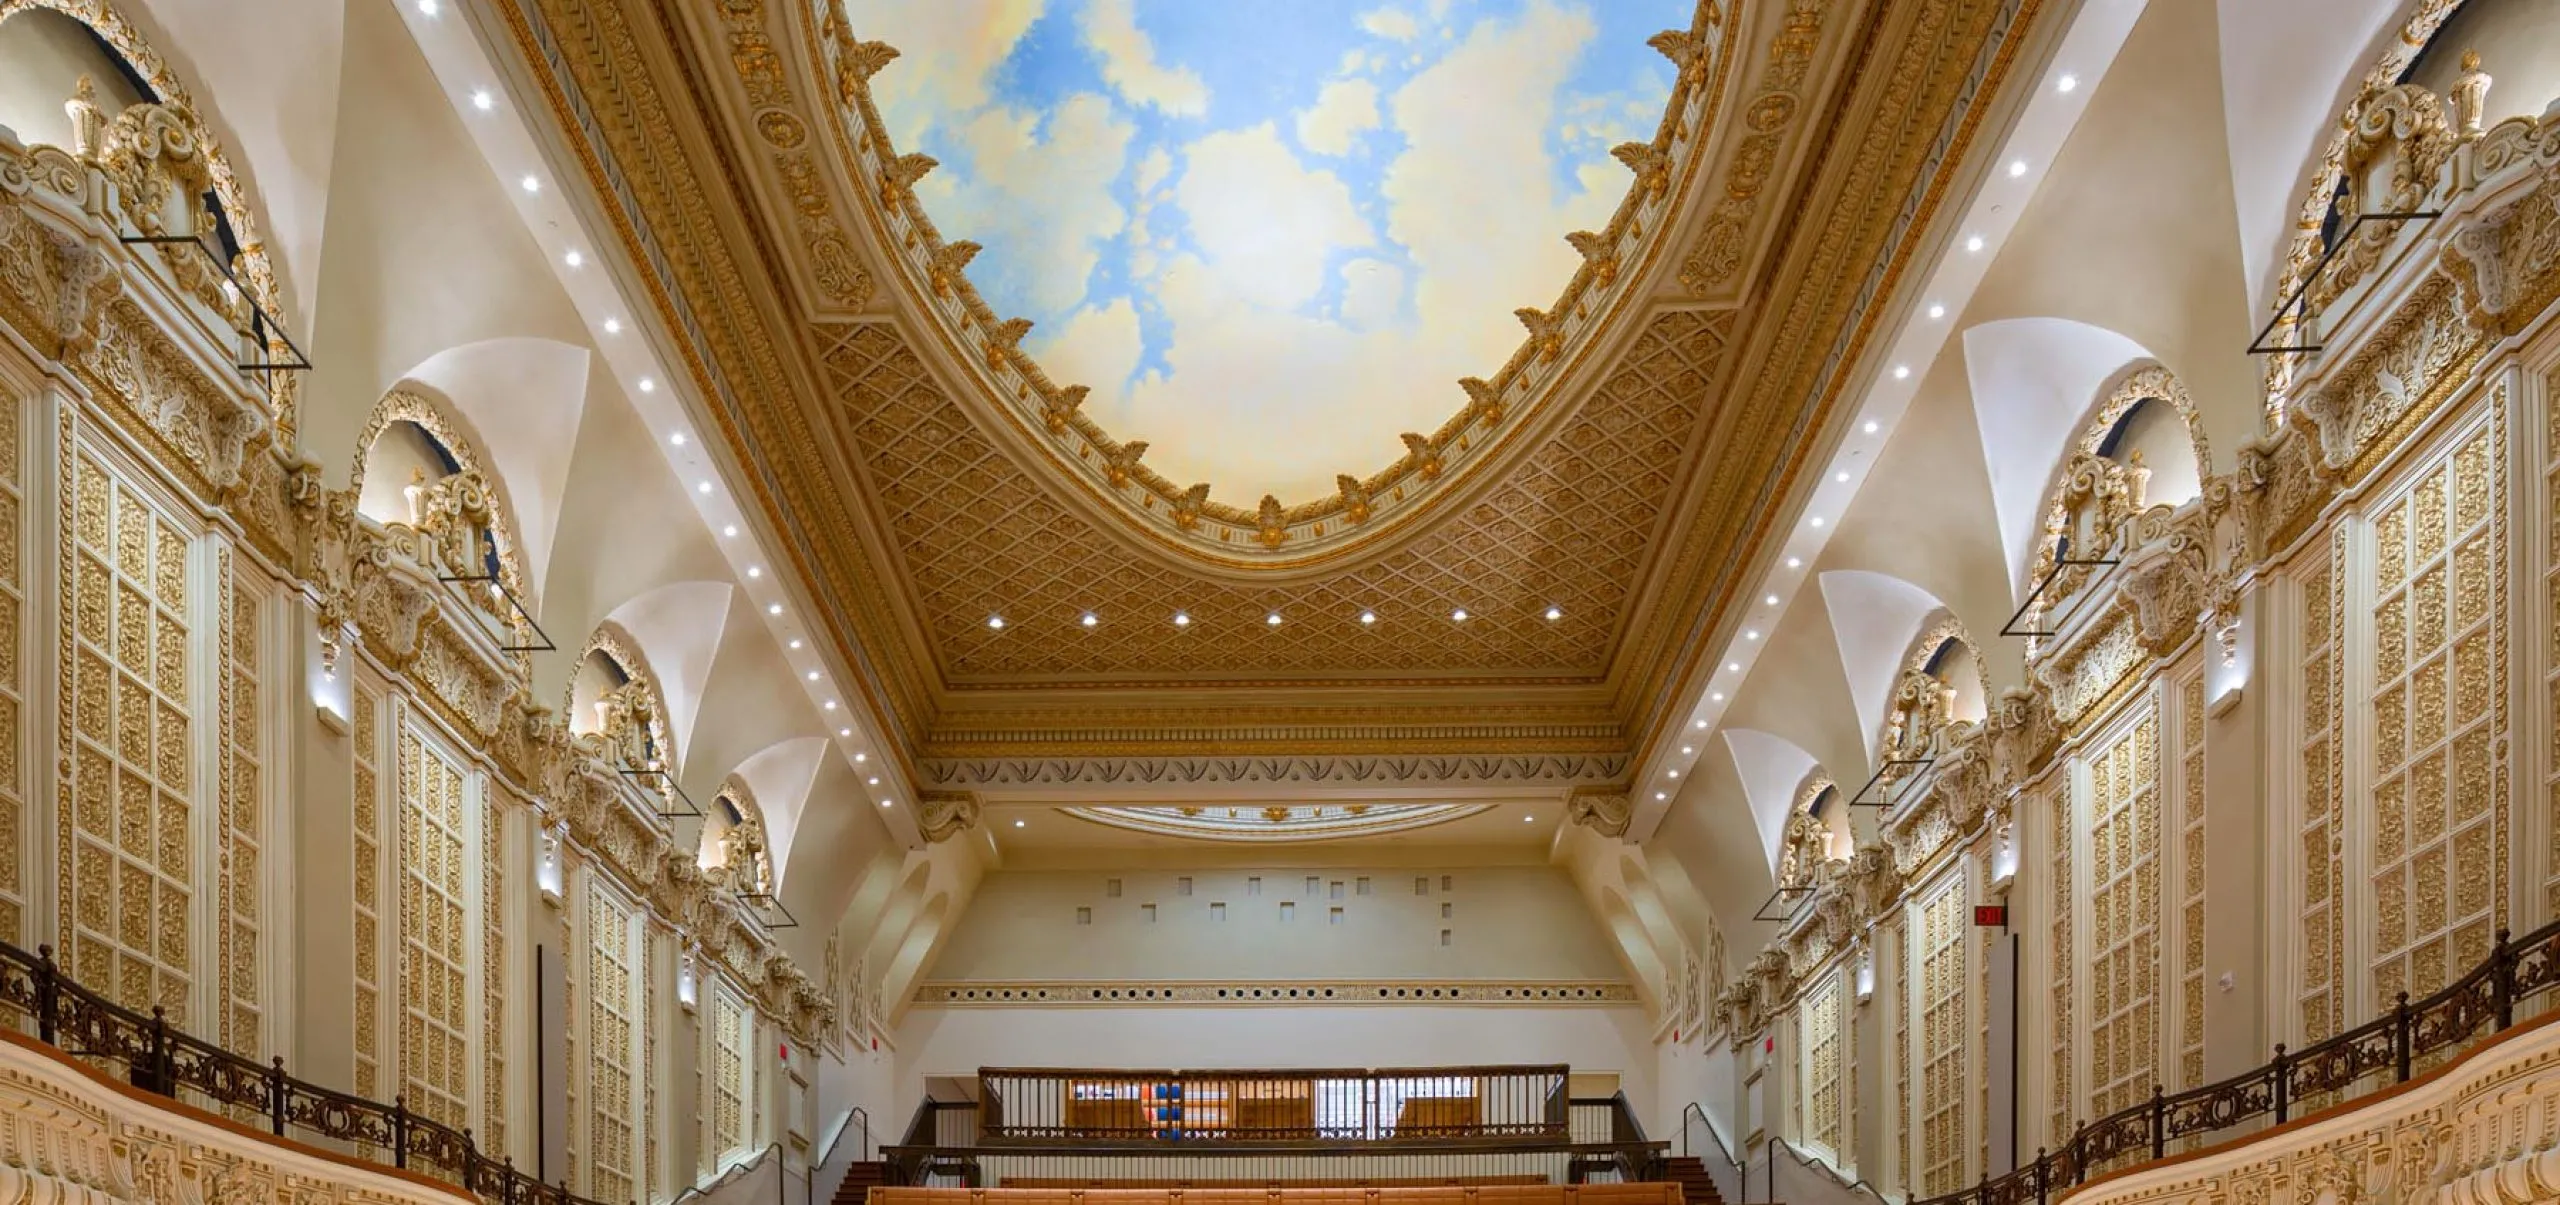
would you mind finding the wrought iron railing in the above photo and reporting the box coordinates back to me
[976,1064,1570,1143]
[0,939,619,1205]
[1916,917,2560,1205]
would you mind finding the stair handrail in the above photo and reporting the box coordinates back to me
[669,1142,783,1205]
[1675,1102,1748,1202]
[806,1106,871,1205]
[1765,1136,1892,1205]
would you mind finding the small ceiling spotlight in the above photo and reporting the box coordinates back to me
[1809,516,1826,528]
[805,670,820,681]
[695,481,712,495]
[1080,612,1099,628]
[1711,691,1725,702]
[1727,662,1742,672]
[1014,819,1026,828]
[746,566,762,579]
[1680,746,1693,756]
[867,776,879,786]
[823,700,838,711]
[1863,420,1880,434]
[1892,364,1909,380]
[1359,609,1377,625]
[1965,234,1985,253]
[564,250,584,268]
[669,432,687,447]
[854,752,867,762]
[2057,72,2078,93]
[2008,159,2029,178]
[1926,303,1945,320]
[838,727,851,737]
[1765,594,1780,607]
[1544,605,1563,621]
[879,799,892,808]
[1655,792,1668,801]
[604,318,623,335]
[1173,610,1192,627]
[520,175,540,193]
[1786,556,1802,569]
[1666,769,1680,779]
[471,89,493,111]
[1836,471,1850,483]
[638,378,656,393]
[721,524,737,537]
[986,614,1007,630]
[1693,718,1708,729]
[1523,815,1535,823]
[1450,608,1470,622]
[418,0,438,15]
[765,603,782,616]
[788,639,802,650]
[1744,629,1760,641]
[1265,612,1284,626]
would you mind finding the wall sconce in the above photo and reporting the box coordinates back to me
[2207,609,2248,716]
[1853,949,1875,1004]
[1988,822,2019,893]
[536,822,565,906]
[677,948,699,1012]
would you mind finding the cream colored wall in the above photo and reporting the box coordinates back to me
[0,10,147,150]
[924,865,1624,983]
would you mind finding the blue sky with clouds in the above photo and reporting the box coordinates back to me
[855,0,1681,501]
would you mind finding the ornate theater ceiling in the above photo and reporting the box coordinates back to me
[487,0,2045,809]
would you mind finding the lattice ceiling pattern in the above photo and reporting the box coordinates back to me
[821,309,1728,683]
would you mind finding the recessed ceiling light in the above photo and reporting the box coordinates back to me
[1810,516,1826,528]
[1014,819,1025,828]
[1711,691,1725,702]
[805,670,820,681]
[1450,608,1470,622]
[788,638,802,650]
[1266,612,1283,626]
[1864,420,1880,434]
[520,175,540,193]
[564,250,583,268]
[879,799,892,808]
[746,566,762,579]
[1693,719,1708,729]
[1744,629,1760,641]
[986,615,1006,630]
[604,318,623,335]
[1359,609,1377,625]
[823,700,838,711]
[1965,234,1985,253]
[418,0,438,15]
[721,524,737,537]
[1680,746,1693,756]
[1786,557,1802,569]
[854,752,867,762]
[867,776,879,786]
[695,481,712,495]
[2057,72,2078,93]
[1926,303,1944,320]
[669,432,687,447]
[1655,792,1668,801]
[471,89,493,111]
[766,603,782,616]
[1523,815,1535,823]
[1173,610,1192,627]
[2008,159,2029,178]
[1836,471,1850,483]
[1765,594,1779,606]
[1080,612,1098,627]
[837,727,852,737]
[1544,606,1563,621]
[1667,770,1679,779]
[638,378,656,393]
[1727,662,1742,672]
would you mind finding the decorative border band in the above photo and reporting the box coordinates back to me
[913,981,1639,1007]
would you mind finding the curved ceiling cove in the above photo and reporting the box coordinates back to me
[1065,803,1490,842]
[840,0,1717,564]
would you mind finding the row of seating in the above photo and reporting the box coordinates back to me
[868,1184,1684,1205]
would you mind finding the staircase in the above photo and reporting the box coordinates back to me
[829,1161,890,1205]
[1660,1156,1728,1205]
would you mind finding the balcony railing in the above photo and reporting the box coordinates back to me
[978,1064,1571,1144]
[0,939,616,1205]
[1916,916,2560,1205]
[888,1079,1666,1189]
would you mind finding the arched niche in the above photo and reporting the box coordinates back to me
[2405,3,2560,130]
[1777,773,1846,893]
[0,8,144,150]
[699,784,775,897]
[1878,618,1988,765]
[564,626,673,775]
[349,391,538,649]
[2026,365,2210,613]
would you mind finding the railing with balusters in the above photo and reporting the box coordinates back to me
[1914,917,2560,1205]
[0,939,624,1205]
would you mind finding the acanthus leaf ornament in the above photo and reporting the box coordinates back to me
[1043,383,1087,435]
[877,152,936,207]
[983,316,1032,370]
[1399,432,1444,479]
[1612,140,1670,197]
[1255,495,1288,549]
[916,791,981,843]
[1102,439,1149,488]
[1566,784,1634,839]
[1335,474,1373,523]
[929,239,979,298]
[1514,306,1562,361]
[1169,480,1209,530]
[1564,231,1617,285]
[1459,375,1506,425]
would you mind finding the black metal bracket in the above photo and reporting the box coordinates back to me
[1851,758,1934,810]
[618,766,704,820]
[2247,210,2444,356]
[2000,555,2122,638]
[1753,885,1815,923]
[735,891,800,930]
[435,573,556,652]
[116,232,312,374]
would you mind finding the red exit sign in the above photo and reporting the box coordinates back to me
[1974,904,2008,928]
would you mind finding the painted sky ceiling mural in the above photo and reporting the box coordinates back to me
[854,0,1683,503]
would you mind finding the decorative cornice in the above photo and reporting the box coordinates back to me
[924,753,1630,790]
[913,980,1640,1007]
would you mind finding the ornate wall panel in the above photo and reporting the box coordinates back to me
[2366,413,2506,1012]
[2086,699,2162,1120]
[2174,672,2206,1089]
[584,879,643,1205]
[0,385,23,945]
[1912,874,1967,1196]
[353,682,384,1101]
[1800,970,1843,1158]
[217,556,266,1054]
[2045,780,2071,1143]
[398,724,476,1134]
[2295,534,2346,1043]
[56,435,195,1021]
[484,796,507,1160]
[2543,369,2560,924]
[708,980,752,1169]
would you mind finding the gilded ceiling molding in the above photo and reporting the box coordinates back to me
[1064,803,1489,843]
[807,0,1736,567]
[0,0,295,435]
[914,980,1641,1007]
[1677,0,1831,295]
[925,752,1630,790]
[703,0,871,310]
